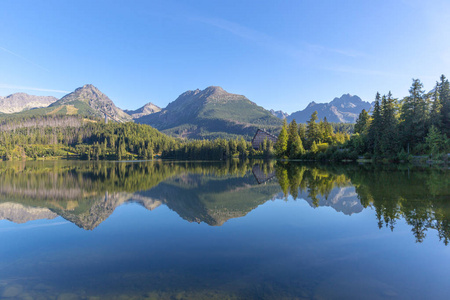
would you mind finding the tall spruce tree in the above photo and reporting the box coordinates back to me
[438,75,450,137]
[287,120,304,158]
[355,109,370,135]
[368,93,383,155]
[306,111,320,149]
[287,120,298,156]
[380,92,399,156]
[430,81,442,129]
[275,119,288,157]
[400,79,428,150]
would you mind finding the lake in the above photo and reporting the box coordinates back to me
[0,160,449,299]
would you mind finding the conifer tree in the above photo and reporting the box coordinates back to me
[380,92,399,156]
[368,93,383,154]
[287,120,298,156]
[275,119,288,157]
[438,75,450,137]
[355,109,370,135]
[306,111,320,149]
[400,79,428,150]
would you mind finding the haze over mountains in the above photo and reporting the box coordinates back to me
[0,84,371,139]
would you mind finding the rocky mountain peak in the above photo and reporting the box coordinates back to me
[0,93,57,113]
[51,84,132,122]
[125,102,161,119]
[287,93,371,123]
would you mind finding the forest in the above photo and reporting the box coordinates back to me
[274,75,450,162]
[0,114,264,161]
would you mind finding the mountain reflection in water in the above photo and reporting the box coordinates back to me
[0,160,448,244]
[0,160,450,300]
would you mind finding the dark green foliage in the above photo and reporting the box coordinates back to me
[367,93,382,155]
[439,75,450,137]
[400,79,428,150]
[355,109,370,135]
[380,92,399,156]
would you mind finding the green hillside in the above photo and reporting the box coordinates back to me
[137,86,282,140]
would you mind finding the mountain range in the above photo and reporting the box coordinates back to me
[0,85,371,139]
[286,94,372,123]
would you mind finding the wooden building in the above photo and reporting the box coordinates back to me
[251,129,278,150]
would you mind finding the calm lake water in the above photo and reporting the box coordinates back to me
[0,160,449,300]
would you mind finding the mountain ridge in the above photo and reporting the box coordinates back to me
[125,102,161,119]
[287,93,372,123]
[136,86,282,139]
[50,84,132,122]
[0,93,57,113]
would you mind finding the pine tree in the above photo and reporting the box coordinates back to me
[400,79,428,151]
[380,92,399,156]
[287,120,298,157]
[298,123,307,146]
[355,109,370,135]
[275,119,288,157]
[368,93,383,154]
[306,111,320,149]
[438,75,450,137]
[287,120,304,158]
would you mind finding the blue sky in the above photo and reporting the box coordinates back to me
[1,0,449,113]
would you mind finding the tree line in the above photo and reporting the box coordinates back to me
[350,75,450,160]
[275,75,450,161]
[0,115,264,161]
[274,113,352,160]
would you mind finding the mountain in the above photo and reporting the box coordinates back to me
[49,84,132,122]
[287,94,372,123]
[0,93,57,113]
[298,186,363,215]
[125,102,161,119]
[136,86,282,139]
[270,109,288,119]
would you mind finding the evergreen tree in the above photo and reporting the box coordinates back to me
[298,123,307,146]
[275,119,288,157]
[368,93,383,154]
[430,81,442,129]
[380,92,399,156]
[438,75,450,137]
[287,120,298,157]
[400,79,428,151]
[355,109,370,135]
[306,111,320,149]
[287,120,304,158]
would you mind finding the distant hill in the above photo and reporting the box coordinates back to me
[125,102,161,119]
[0,93,57,113]
[270,109,288,119]
[287,94,372,123]
[136,86,282,140]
